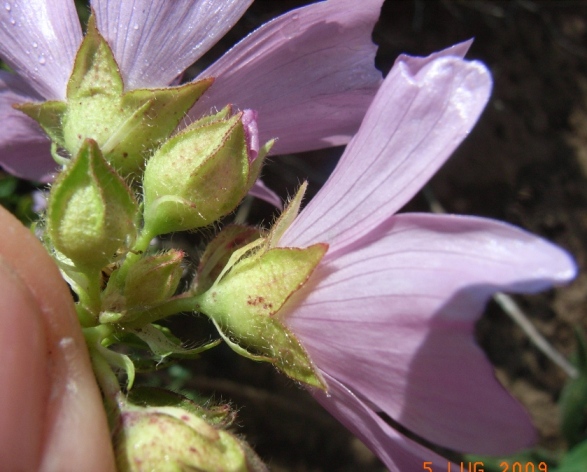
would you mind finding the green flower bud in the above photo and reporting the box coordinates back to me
[16,15,212,177]
[195,183,326,388]
[197,242,328,389]
[46,139,138,271]
[115,402,268,472]
[102,250,184,314]
[142,109,271,237]
[125,250,184,308]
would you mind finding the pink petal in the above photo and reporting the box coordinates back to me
[190,0,384,155]
[0,0,82,99]
[280,49,492,255]
[93,0,253,90]
[241,109,259,162]
[0,72,56,181]
[282,213,576,454]
[249,179,283,209]
[248,179,282,209]
[312,372,455,472]
[399,39,473,74]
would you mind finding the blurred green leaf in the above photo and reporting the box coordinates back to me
[0,174,39,224]
[555,440,587,472]
[74,0,90,26]
[0,176,17,197]
[559,329,587,447]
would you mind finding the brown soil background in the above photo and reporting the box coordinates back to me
[167,1,587,470]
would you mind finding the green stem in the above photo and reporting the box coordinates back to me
[121,293,203,329]
[133,227,157,255]
[84,325,122,429]
[116,227,156,282]
[89,347,123,428]
[76,304,98,328]
[76,269,102,316]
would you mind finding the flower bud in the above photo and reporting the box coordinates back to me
[142,108,270,237]
[102,250,184,314]
[46,138,138,271]
[16,15,212,177]
[197,241,328,389]
[115,399,268,472]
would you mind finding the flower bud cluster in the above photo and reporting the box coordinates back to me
[23,14,327,470]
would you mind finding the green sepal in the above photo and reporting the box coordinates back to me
[247,139,274,191]
[60,14,212,176]
[267,181,307,248]
[199,244,328,389]
[101,79,213,177]
[130,323,220,361]
[127,387,236,427]
[213,316,326,389]
[183,104,232,131]
[14,100,67,147]
[96,343,136,390]
[101,330,176,372]
[196,225,263,295]
[67,15,122,100]
[142,112,253,236]
[46,138,138,271]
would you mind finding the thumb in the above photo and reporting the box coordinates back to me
[0,206,115,472]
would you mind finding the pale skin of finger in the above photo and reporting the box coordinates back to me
[0,206,115,472]
[0,258,48,471]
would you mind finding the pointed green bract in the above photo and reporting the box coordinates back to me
[46,139,138,271]
[198,244,328,388]
[127,387,235,427]
[14,100,67,147]
[196,225,263,295]
[247,139,274,190]
[130,324,220,360]
[99,80,213,176]
[267,181,307,248]
[67,16,123,99]
[143,112,264,236]
[17,15,212,177]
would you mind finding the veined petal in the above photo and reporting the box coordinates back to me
[191,0,383,155]
[0,0,81,99]
[93,0,253,90]
[312,372,454,472]
[0,72,55,181]
[248,179,282,209]
[282,213,576,454]
[398,39,473,74]
[281,49,492,254]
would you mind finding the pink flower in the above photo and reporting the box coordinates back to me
[276,44,576,470]
[0,0,383,193]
